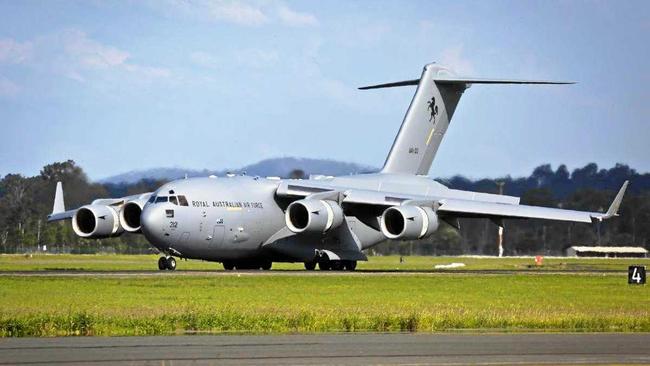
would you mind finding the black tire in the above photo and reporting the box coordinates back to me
[318,260,331,271]
[344,260,357,271]
[158,257,167,271]
[223,261,234,270]
[166,257,176,271]
[330,260,343,271]
[261,261,272,270]
[304,261,317,271]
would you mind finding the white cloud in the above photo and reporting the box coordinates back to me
[190,51,220,69]
[0,30,171,89]
[0,38,33,64]
[276,5,318,27]
[156,0,317,27]
[206,1,268,26]
[62,30,129,69]
[48,29,171,82]
[439,45,475,75]
[0,76,20,96]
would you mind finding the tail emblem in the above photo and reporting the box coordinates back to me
[427,95,438,124]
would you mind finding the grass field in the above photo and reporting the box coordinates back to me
[1,253,648,272]
[0,255,648,337]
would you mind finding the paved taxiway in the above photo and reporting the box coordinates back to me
[1,333,649,365]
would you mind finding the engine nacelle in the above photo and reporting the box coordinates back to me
[119,198,147,233]
[72,205,123,238]
[285,199,344,233]
[380,205,439,240]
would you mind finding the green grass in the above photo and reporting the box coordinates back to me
[1,254,648,272]
[0,272,648,336]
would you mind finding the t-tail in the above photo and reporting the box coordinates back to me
[359,62,574,175]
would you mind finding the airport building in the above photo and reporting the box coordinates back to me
[565,246,648,258]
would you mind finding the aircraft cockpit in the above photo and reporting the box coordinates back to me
[147,194,189,206]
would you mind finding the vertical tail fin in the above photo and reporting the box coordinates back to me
[360,62,573,175]
[367,63,465,175]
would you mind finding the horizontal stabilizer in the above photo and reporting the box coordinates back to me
[434,77,575,85]
[359,77,574,90]
[359,79,419,90]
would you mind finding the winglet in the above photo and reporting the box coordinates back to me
[601,180,629,219]
[52,182,65,215]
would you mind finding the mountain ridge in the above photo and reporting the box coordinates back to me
[98,157,377,184]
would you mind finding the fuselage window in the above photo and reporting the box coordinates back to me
[169,196,178,205]
[178,195,189,206]
[155,196,168,203]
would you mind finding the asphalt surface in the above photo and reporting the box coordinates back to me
[1,333,649,365]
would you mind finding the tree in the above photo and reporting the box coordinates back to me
[289,169,306,179]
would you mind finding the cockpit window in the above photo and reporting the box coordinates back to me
[155,196,168,203]
[169,196,178,205]
[178,195,189,206]
[148,195,156,204]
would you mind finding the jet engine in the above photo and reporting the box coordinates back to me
[380,205,439,240]
[285,199,344,233]
[119,198,147,233]
[72,205,123,238]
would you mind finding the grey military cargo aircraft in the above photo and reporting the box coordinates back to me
[48,62,628,271]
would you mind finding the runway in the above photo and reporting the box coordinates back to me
[1,333,649,365]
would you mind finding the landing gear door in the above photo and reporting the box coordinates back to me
[209,225,225,246]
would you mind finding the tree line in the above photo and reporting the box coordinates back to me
[1,160,648,255]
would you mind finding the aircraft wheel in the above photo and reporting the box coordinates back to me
[318,260,331,271]
[344,260,357,271]
[166,257,176,271]
[261,261,272,270]
[223,261,234,270]
[330,260,343,271]
[304,261,316,271]
[158,257,167,271]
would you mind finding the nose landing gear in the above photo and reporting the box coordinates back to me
[158,256,176,271]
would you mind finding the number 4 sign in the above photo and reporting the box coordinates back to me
[628,266,646,285]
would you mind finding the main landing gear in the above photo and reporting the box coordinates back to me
[158,256,176,271]
[222,260,273,271]
[306,259,356,271]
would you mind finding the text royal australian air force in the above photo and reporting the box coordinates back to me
[192,200,264,209]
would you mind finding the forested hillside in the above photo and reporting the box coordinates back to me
[1,160,648,255]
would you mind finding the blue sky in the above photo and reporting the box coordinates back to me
[0,0,648,181]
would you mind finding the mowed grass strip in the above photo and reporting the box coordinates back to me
[1,254,648,272]
[0,274,648,336]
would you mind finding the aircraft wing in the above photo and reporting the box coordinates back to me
[276,180,628,224]
[46,181,153,223]
[438,199,600,223]
[48,209,77,222]
[437,181,628,223]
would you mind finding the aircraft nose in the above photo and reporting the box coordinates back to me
[140,204,164,243]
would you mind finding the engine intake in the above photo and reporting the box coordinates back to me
[72,205,123,238]
[120,199,147,232]
[285,199,344,233]
[380,205,439,240]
